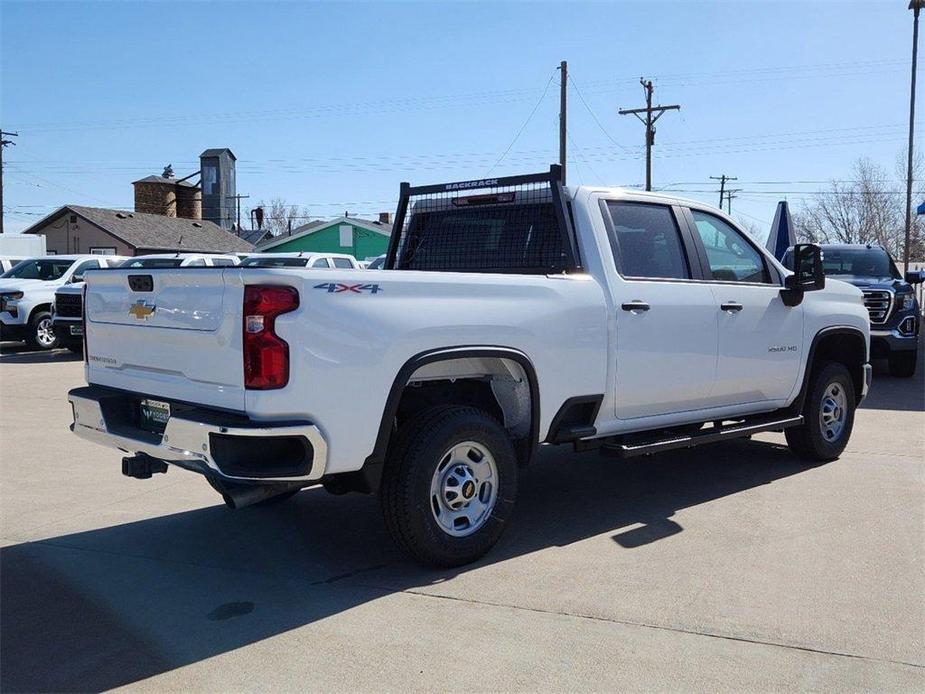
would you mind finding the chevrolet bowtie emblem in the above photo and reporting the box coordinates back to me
[129,299,156,320]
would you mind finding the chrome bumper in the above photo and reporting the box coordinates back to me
[68,389,327,483]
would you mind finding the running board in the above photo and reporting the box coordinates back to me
[601,415,803,459]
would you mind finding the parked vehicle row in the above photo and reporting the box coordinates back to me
[0,255,126,349]
[0,251,368,351]
[68,167,873,567]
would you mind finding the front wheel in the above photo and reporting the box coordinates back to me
[380,405,518,567]
[785,361,855,462]
[888,350,917,378]
[26,311,58,350]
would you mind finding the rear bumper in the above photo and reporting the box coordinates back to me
[68,385,328,483]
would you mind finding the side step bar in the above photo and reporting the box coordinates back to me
[601,415,803,459]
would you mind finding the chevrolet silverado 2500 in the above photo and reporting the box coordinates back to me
[68,167,871,567]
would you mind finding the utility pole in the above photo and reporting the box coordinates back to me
[226,193,249,234]
[0,130,18,235]
[905,1,924,272]
[559,60,567,184]
[724,188,742,215]
[710,174,737,209]
[619,79,680,191]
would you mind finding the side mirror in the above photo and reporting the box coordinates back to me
[781,243,825,307]
[70,274,83,284]
[905,270,925,285]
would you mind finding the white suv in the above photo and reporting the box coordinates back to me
[0,255,124,350]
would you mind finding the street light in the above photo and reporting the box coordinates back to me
[904,1,925,272]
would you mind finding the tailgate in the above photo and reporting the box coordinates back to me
[84,269,245,411]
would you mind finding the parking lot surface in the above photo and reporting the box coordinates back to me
[1,342,922,692]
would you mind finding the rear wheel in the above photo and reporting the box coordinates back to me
[786,361,855,462]
[26,311,58,350]
[888,350,917,378]
[380,405,518,567]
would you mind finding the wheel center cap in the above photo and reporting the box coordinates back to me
[461,480,476,499]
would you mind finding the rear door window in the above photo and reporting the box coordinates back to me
[605,202,690,280]
[332,257,354,269]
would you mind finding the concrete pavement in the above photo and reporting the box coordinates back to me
[1,342,922,691]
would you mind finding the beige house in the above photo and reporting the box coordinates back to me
[21,205,254,256]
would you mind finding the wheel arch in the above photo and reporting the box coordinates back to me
[795,326,867,410]
[361,346,541,487]
[28,302,53,323]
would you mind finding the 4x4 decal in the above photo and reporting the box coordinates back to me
[313,282,382,294]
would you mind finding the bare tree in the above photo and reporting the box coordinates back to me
[793,156,924,260]
[254,198,309,237]
[735,217,765,242]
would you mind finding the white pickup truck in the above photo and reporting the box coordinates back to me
[69,167,871,567]
[1,255,125,349]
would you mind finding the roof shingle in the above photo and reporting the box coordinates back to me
[25,205,255,253]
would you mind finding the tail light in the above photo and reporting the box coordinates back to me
[243,285,299,390]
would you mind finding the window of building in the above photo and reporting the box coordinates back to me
[339,225,352,248]
[90,247,117,255]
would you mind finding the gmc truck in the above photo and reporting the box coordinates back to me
[68,167,871,567]
[785,244,922,377]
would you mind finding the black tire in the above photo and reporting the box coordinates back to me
[888,350,917,378]
[26,311,58,350]
[380,405,518,568]
[785,360,855,462]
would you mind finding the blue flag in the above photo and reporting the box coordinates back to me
[766,200,796,262]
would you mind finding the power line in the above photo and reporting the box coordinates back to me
[567,74,632,153]
[487,69,557,175]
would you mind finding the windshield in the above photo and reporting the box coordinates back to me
[2,258,75,280]
[121,258,186,268]
[240,257,309,267]
[785,247,899,279]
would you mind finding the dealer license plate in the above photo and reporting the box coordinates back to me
[69,324,83,336]
[139,399,170,434]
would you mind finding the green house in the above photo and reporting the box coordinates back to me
[256,216,391,260]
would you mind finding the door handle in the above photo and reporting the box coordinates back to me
[621,300,650,312]
[721,302,744,313]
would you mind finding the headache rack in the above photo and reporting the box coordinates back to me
[385,165,581,274]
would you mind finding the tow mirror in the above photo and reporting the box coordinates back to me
[904,270,925,285]
[781,243,824,307]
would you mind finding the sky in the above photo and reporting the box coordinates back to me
[0,0,918,239]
